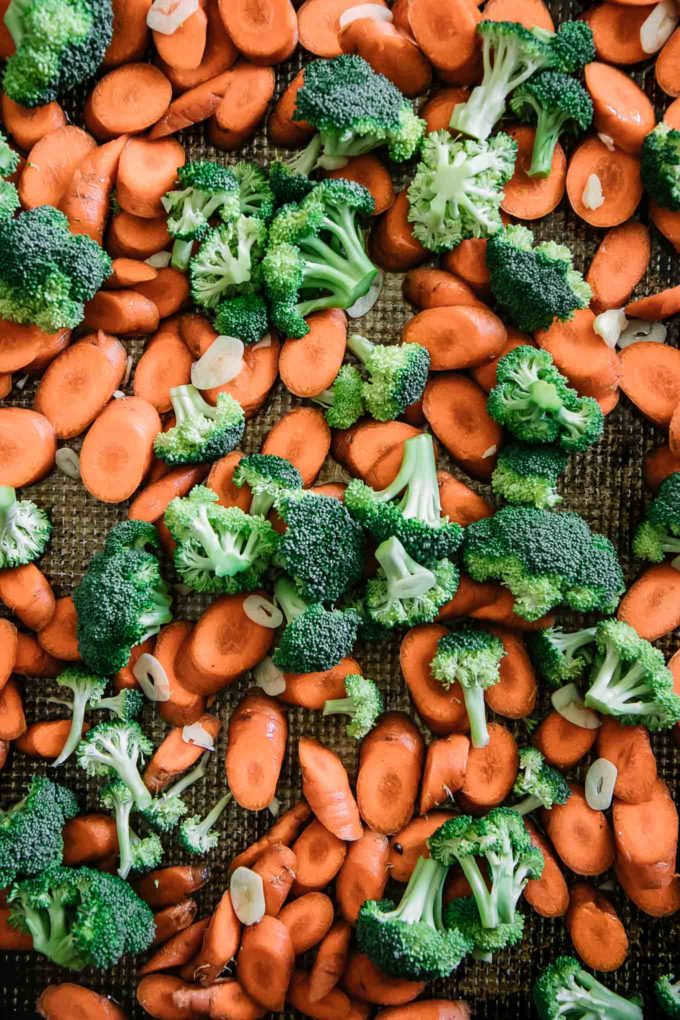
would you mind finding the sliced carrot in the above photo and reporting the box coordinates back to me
[344,954,425,1007]
[158,0,238,93]
[388,813,456,883]
[423,373,502,481]
[1,96,66,152]
[0,321,51,374]
[336,828,390,923]
[215,62,276,135]
[326,154,395,216]
[279,892,335,953]
[207,117,255,152]
[419,735,470,813]
[144,714,221,794]
[643,443,680,490]
[139,917,210,976]
[298,0,387,57]
[149,69,238,139]
[533,710,597,768]
[289,970,355,1020]
[279,307,347,397]
[566,883,629,972]
[420,87,470,134]
[135,865,211,910]
[399,624,469,735]
[16,719,89,759]
[481,625,537,719]
[292,819,348,895]
[596,718,657,805]
[406,0,480,75]
[36,596,80,661]
[14,631,62,678]
[656,27,680,97]
[187,888,241,986]
[370,191,428,272]
[542,783,615,876]
[483,0,553,27]
[117,136,185,218]
[615,859,680,917]
[535,308,621,399]
[584,3,651,65]
[436,471,493,527]
[626,283,680,321]
[299,737,362,841]
[80,396,160,503]
[339,18,432,99]
[356,712,424,835]
[133,332,193,413]
[612,778,678,889]
[335,420,421,486]
[218,0,298,65]
[585,63,655,155]
[251,843,297,917]
[107,211,171,259]
[226,694,287,811]
[58,135,128,244]
[0,374,11,400]
[261,406,330,486]
[18,126,95,209]
[619,341,680,426]
[0,677,26,740]
[205,335,280,418]
[586,221,651,313]
[308,920,352,1003]
[457,722,519,814]
[0,907,31,951]
[107,257,158,289]
[136,974,199,1019]
[0,406,56,488]
[522,818,569,918]
[567,135,643,228]
[0,619,16,694]
[0,564,55,630]
[649,200,680,254]
[205,451,249,510]
[268,69,314,146]
[85,64,172,139]
[236,914,294,1012]
[36,984,128,1019]
[230,801,312,873]
[403,268,479,310]
[281,657,361,710]
[403,304,506,371]
[129,466,207,524]
[172,980,265,1019]
[104,0,152,67]
[501,124,566,218]
[153,3,207,71]
[114,636,154,692]
[62,814,117,867]
[375,1003,471,1020]
[471,329,533,392]
[151,898,198,948]
[442,239,490,294]
[83,290,160,335]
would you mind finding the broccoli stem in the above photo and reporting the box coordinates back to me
[568,970,644,1019]
[378,433,441,526]
[375,536,436,599]
[529,111,565,178]
[166,752,210,798]
[51,686,94,769]
[274,576,309,624]
[172,385,218,427]
[3,0,28,48]
[171,238,194,271]
[451,37,533,140]
[286,134,324,177]
[347,332,375,364]
[461,684,490,750]
[389,856,447,928]
[512,795,543,816]
[322,697,354,718]
[183,503,251,577]
[0,485,16,527]
[249,491,275,518]
[459,856,498,929]
[553,627,597,661]
[193,792,233,843]
[114,796,135,880]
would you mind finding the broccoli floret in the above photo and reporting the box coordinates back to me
[178,791,232,856]
[0,130,19,179]
[345,433,463,564]
[463,506,625,620]
[8,865,154,970]
[162,161,240,271]
[214,293,269,345]
[165,485,278,594]
[269,160,315,207]
[583,620,680,731]
[3,0,113,107]
[232,452,303,518]
[76,720,154,811]
[74,544,172,676]
[356,856,470,980]
[272,575,361,673]
[141,752,210,833]
[291,54,425,171]
[154,386,245,466]
[407,130,517,252]
[50,667,108,768]
[341,587,392,643]
[451,20,594,140]
[491,443,568,509]
[533,956,643,1020]
[99,781,162,879]
[263,179,377,338]
[0,180,19,221]
[102,520,161,557]
[0,485,51,568]
[487,344,603,452]
[512,747,570,815]
[313,364,366,430]
[431,626,505,748]
[633,472,680,562]
[656,974,680,1018]
[346,333,430,422]
[0,777,78,887]
[232,161,275,222]
[0,206,111,330]
[510,71,592,178]
[322,674,383,740]
[527,625,597,687]
[444,896,524,956]
[190,214,267,310]
[642,123,680,212]
[486,225,592,334]
[365,535,460,630]
[274,490,365,603]
[97,687,145,721]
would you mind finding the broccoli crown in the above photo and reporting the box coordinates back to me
[486,225,592,334]
[142,793,188,833]
[232,161,275,222]
[323,673,384,740]
[51,666,109,767]
[273,576,361,673]
[431,625,504,748]
[8,864,154,970]
[0,485,51,568]
[487,343,603,452]
[492,442,568,509]
[584,619,680,731]
[513,747,570,813]
[74,545,172,676]
[165,485,278,594]
[347,333,430,423]
[154,387,245,466]
[463,506,625,621]
[0,180,20,221]
[269,160,316,207]
[0,205,112,330]
[99,780,148,880]
[314,364,366,430]
[0,131,19,178]
[365,535,460,630]
[275,490,365,603]
[345,434,462,564]
[232,452,302,518]
[510,71,592,178]
[341,587,392,643]
[97,687,145,721]
[632,472,680,562]
[190,214,267,310]
[103,519,160,557]
[77,720,154,810]
[527,625,596,687]
[642,123,680,212]
[656,974,680,1018]
[444,895,525,954]
[293,54,425,164]
[0,777,78,887]
[533,956,643,1020]
[356,857,471,980]
[3,0,113,107]
[214,293,269,345]
[407,130,517,252]
[178,791,232,856]
[163,161,240,241]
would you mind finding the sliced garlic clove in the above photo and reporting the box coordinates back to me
[585,758,618,810]
[347,271,384,319]
[243,595,283,629]
[133,653,171,702]
[594,308,628,348]
[182,722,216,751]
[551,684,601,729]
[145,251,172,268]
[582,173,604,211]
[618,318,667,349]
[191,335,244,390]
[253,656,287,697]
[55,447,81,480]
[339,3,393,29]
[147,0,199,34]
[640,0,678,53]
[230,867,266,925]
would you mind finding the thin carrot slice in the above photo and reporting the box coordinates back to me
[153,3,208,71]
[158,1,238,93]
[336,829,390,923]
[14,631,62,678]
[596,718,657,804]
[260,406,330,486]
[388,814,456,884]
[533,710,597,768]
[281,656,361,710]
[151,898,198,947]
[619,341,680,426]
[268,69,314,146]
[215,62,276,134]
[292,821,348,895]
[1,96,66,151]
[298,0,386,57]
[0,321,53,373]
[585,63,655,155]
[339,18,432,99]
[117,137,186,218]
[612,778,678,889]
[16,719,89,759]
[649,200,680,254]
[656,28,680,97]
[0,408,56,487]
[370,191,428,272]
[535,308,621,399]
[104,0,152,67]
[107,211,171,259]
[615,859,680,917]
[399,624,470,735]
[586,221,651,313]
[0,564,55,631]
[501,124,566,218]
[566,883,629,972]
[37,984,127,1019]
[356,712,424,835]
[136,974,198,1018]
[230,801,311,874]
[189,888,241,986]
[326,154,395,216]
[205,335,280,418]
[251,843,297,916]
[149,69,237,139]
[483,0,553,28]
[344,954,425,1007]
[626,283,680,321]
[566,136,642,227]
[237,914,294,1012]
[442,238,490,294]
[584,3,651,65]
[279,308,347,397]
[542,783,615,876]
[299,737,362,841]
[206,451,250,510]
[133,331,193,412]
[154,622,206,728]
[218,0,298,65]
[437,471,493,527]
[83,291,160,335]
[335,420,421,485]
[0,678,26,739]
[457,722,518,814]
[144,714,221,794]
[135,865,210,910]
[134,268,191,319]
[290,970,355,1019]
[407,0,480,74]
[129,466,207,523]
[419,734,470,813]
[80,396,160,503]
[37,596,80,661]
[483,626,537,719]
[423,373,502,481]
[107,258,157,289]
[523,818,569,918]
[404,304,507,372]
[643,443,680,490]
[85,64,172,139]
[226,694,288,810]
[18,126,96,209]
[59,135,129,245]
[404,268,479,311]
[139,917,210,976]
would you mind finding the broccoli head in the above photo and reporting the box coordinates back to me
[510,71,593,178]
[407,130,517,252]
[486,225,592,333]
[142,752,210,833]
[431,626,505,748]
[633,472,680,563]
[97,687,145,721]
[322,674,384,740]
[0,130,19,179]
[190,214,267,310]
[444,895,524,957]
[347,333,430,422]
[642,123,680,212]
[527,624,596,687]
[162,161,240,270]
[178,791,232,856]
[491,442,569,508]
[232,452,303,518]
[0,484,51,568]
[533,956,643,1020]
[99,781,162,880]
[313,364,366,429]
[232,161,275,222]
[214,293,270,345]
[50,666,108,768]
[656,974,680,1018]
[512,747,570,815]
[102,520,161,557]
[272,576,361,673]
[269,159,315,207]
[365,535,460,630]
[0,179,20,221]
[0,777,78,887]
[77,719,154,810]
[153,386,245,465]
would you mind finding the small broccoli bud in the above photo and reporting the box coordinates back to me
[347,333,430,423]
[190,215,267,310]
[162,161,240,269]
[232,453,303,518]
[491,443,568,508]
[431,626,505,748]
[533,956,643,1020]
[214,293,269,345]
[655,973,680,1018]
[365,535,460,630]
[154,386,245,466]
[642,123,680,212]
[97,688,145,721]
[232,161,275,222]
[179,791,233,856]
[510,71,592,178]
[313,364,365,430]
[142,751,210,833]
[0,777,78,887]
[512,747,570,814]
[632,472,680,563]
[272,576,361,674]
[77,720,154,811]
[323,674,383,740]
[527,625,596,687]
[0,485,51,569]
[50,667,108,768]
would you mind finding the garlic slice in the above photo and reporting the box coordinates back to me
[585,758,618,810]
[339,3,393,28]
[147,0,198,34]
[582,174,604,211]
[268,796,281,818]
[191,335,244,390]
[244,595,283,629]
[230,867,266,925]
[55,447,81,480]
[145,251,172,268]
[251,334,272,350]
[347,271,384,318]
[597,133,616,152]
[551,684,601,729]
[253,656,287,697]
[594,308,628,348]
[640,0,678,53]
[618,318,667,349]
[133,653,171,702]
[182,722,216,751]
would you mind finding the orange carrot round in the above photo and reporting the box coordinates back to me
[533,710,597,768]
[279,308,347,397]
[403,304,506,371]
[586,221,651,313]
[388,813,456,883]
[261,406,331,486]
[407,0,480,75]
[279,891,335,952]
[37,983,127,1020]
[281,657,361,710]
[483,0,553,28]
[535,308,621,399]
[292,820,348,895]
[457,722,518,813]
[1,96,66,151]
[423,373,502,481]
[370,191,428,272]
[299,736,362,840]
[419,734,470,813]
[656,28,680,97]
[399,624,470,734]
[144,714,221,794]
[107,211,171,259]
[237,915,295,1012]
[542,783,615,876]
[326,154,395,215]
[566,136,643,227]
[153,3,207,71]
[619,341,680,426]
[80,396,160,503]
[344,953,425,1006]
[584,3,651,65]
[117,136,186,218]
[19,126,96,209]
[134,865,210,909]
[215,62,276,134]
[566,883,629,971]
[0,407,56,487]
[612,778,678,889]
[85,64,172,139]
[37,596,80,661]
[356,712,424,835]
[585,63,655,155]
[226,694,288,811]
[502,124,566,218]
[339,18,432,98]
[336,828,390,923]
[596,718,657,804]
[298,0,387,57]
[218,0,298,65]
[522,818,569,918]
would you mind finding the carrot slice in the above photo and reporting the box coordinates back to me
[596,718,657,804]
[586,221,651,313]
[535,308,621,399]
[1,96,66,151]
[402,305,506,371]
[268,69,314,146]
[388,813,456,884]
[656,27,680,97]
[134,865,210,910]
[85,64,172,139]
[643,443,680,490]
[292,820,348,895]
[484,626,537,719]
[542,783,615,876]
[251,843,297,916]
[483,0,553,28]
[407,0,480,73]
[612,778,678,889]
[16,719,89,759]
[226,694,287,810]
[129,466,207,523]
[139,917,210,976]
[457,722,518,814]
[0,321,53,374]
[523,818,569,918]
[420,87,470,134]
[566,136,643,227]
[336,829,390,923]
[153,3,207,71]
[339,18,432,99]
[107,257,158,289]
[533,710,597,768]
[260,406,330,485]
[83,291,160,335]
[154,622,206,728]
[356,712,424,834]
[104,0,152,68]
[149,70,238,139]
[205,451,249,510]
[229,801,311,874]
[501,124,566,218]
[59,135,129,244]
[566,883,628,971]
[649,200,680,254]
[399,625,469,735]
[0,408,56,487]
[0,564,55,631]
[616,859,680,918]
[279,892,334,955]
[117,136,185,218]
[437,471,493,527]
[419,734,470,813]
[470,328,533,392]
[326,153,395,216]
[344,954,425,1006]
[370,191,428,272]
[205,335,280,418]
[158,0,238,93]
[299,737,362,841]
[626,283,680,321]
[18,126,95,209]
[334,420,421,484]
[442,238,491,294]
[423,373,502,481]
[14,631,62,679]
[298,0,386,57]
[280,656,361,709]
[619,341,680,426]
[0,677,26,739]
[215,62,276,134]
[79,396,160,503]
[218,0,298,65]
[132,267,190,319]
[37,596,79,661]
[237,915,294,1012]
[37,984,127,1019]
[107,211,171,259]
[279,308,347,397]
[584,3,651,65]
[308,919,352,1003]
[404,268,479,310]
[585,63,655,155]
[144,714,221,794]
[133,332,193,413]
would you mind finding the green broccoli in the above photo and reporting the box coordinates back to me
[341,587,391,643]
[8,865,155,970]
[451,20,594,140]
[356,856,471,980]
[512,747,570,815]
[0,206,111,330]
[153,386,245,465]
[322,674,383,740]
[407,130,517,252]
[269,160,315,207]
[656,974,680,1018]
[0,777,78,887]
[583,619,680,731]
[431,626,505,748]
[96,687,145,720]
[274,490,365,604]
[232,452,303,518]
[527,624,597,686]
[345,433,463,564]
[491,443,568,509]
[102,520,161,557]
[313,364,366,429]
[0,179,19,220]
[288,54,424,174]
[190,214,267,310]
[49,667,108,768]
[642,123,680,211]
[533,956,643,1020]
[346,333,430,422]
[142,752,210,833]
[99,781,162,879]
[444,895,524,958]
[272,575,361,673]
[178,790,233,856]
[487,345,603,451]
[74,543,172,676]
[232,161,275,221]
[263,179,377,338]
[214,293,270,345]
[364,535,460,630]
[0,130,19,179]
[164,485,278,594]
[3,0,113,107]
[510,71,593,178]
[77,720,154,811]
[633,472,680,562]
[162,161,240,270]
[0,485,51,568]
[487,225,592,333]
[463,506,625,620]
